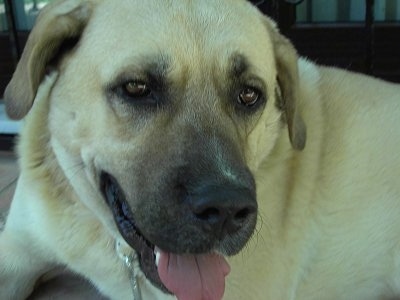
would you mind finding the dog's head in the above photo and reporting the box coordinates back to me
[5,0,306,298]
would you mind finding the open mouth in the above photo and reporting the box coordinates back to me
[99,172,167,291]
[100,172,231,300]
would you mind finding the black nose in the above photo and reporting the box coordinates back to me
[189,184,257,237]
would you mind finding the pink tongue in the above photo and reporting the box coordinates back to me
[157,250,230,300]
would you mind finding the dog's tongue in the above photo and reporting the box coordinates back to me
[157,249,230,300]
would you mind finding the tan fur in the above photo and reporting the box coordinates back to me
[4,0,93,119]
[1,0,400,299]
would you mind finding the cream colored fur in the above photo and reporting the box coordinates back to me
[1,0,400,299]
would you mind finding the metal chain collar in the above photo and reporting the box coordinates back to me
[116,241,143,300]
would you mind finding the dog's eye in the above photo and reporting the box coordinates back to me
[238,87,260,107]
[123,81,151,98]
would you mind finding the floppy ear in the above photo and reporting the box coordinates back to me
[264,18,306,151]
[4,0,93,120]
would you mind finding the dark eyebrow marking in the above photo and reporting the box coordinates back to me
[145,55,171,82]
[228,53,265,91]
[230,53,249,77]
[108,54,171,89]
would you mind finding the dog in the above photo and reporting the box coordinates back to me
[1,0,400,299]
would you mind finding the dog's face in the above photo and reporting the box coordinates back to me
[5,0,305,297]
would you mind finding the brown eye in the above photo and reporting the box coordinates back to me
[238,88,260,107]
[123,81,150,98]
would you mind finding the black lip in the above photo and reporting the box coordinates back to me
[99,172,169,293]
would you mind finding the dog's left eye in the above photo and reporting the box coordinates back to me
[238,87,260,107]
[123,81,151,98]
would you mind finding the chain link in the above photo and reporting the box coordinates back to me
[116,241,143,300]
[124,253,143,300]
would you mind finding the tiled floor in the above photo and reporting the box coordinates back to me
[0,151,107,299]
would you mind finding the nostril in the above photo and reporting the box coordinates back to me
[194,207,221,222]
[234,207,251,221]
[192,203,255,237]
[187,183,257,236]
[192,202,256,230]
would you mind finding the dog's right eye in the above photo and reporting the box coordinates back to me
[122,81,151,98]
